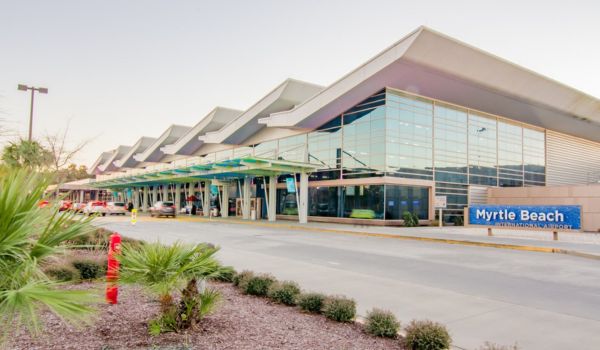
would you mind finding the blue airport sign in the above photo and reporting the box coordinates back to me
[469,205,581,230]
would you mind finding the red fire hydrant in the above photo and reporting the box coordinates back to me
[106,232,121,304]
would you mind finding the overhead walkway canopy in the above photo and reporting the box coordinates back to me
[91,156,320,188]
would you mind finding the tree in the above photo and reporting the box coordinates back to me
[1,139,52,170]
[118,242,230,334]
[53,163,91,184]
[0,167,97,341]
[44,123,91,173]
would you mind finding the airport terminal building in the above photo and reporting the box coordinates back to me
[88,27,600,226]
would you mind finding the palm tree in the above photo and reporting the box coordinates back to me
[0,167,97,340]
[118,241,229,333]
[1,139,52,170]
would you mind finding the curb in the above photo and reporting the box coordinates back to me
[159,216,600,261]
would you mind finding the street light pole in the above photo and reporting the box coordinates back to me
[18,84,48,141]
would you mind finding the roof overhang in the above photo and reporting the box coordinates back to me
[200,79,323,145]
[162,107,242,156]
[98,145,132,173]
[88,151,113,175]
[261,26,600,142]
[114,136,157,169]
[133,125,191,164]
[91,156,321,189]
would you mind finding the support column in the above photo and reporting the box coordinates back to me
[151,186,157,205]
[242,177,251,219]
[268,175,277,221]
[203,180,211,217]
[143,186,149,211]
[175,183,181,213]
[79,190,84,203]
[299,171,308,224]
[221,183,229,218]
[163,185,169,202]
[133,187,140,209]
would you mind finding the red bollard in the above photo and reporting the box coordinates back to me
[106,232,122,304]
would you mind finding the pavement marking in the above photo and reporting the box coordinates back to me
[130,215,600,261]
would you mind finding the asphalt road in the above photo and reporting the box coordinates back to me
[97,216,600,350]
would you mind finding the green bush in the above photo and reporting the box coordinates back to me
[404,320,451,350]
[71,258,106,280]
[45,264,79,282]
[268,281,301,305]
[322,296,356,322]
[365,308,400,338]
[402,211,418,227]
[211,266,236,282]
[298,292,327,313]
[244,273,276,296]
[453,215,464,226]
[233,270,254,288]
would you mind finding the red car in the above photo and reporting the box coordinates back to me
[59,200,72,212]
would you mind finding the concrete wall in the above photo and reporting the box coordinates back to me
[487,185,600,232]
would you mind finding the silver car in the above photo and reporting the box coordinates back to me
[149,201,176,218]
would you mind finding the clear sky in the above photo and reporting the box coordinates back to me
[1,0,599,167]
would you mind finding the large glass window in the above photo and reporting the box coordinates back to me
[523,128,546,186]
[308,186,340,217]
[278,134,307,162]
[385,185,429,220]
[498,121,523,187]
[342,104,386,178]
[386,91,433,180]
[308,127,342,180]
[342,185,384,219]
[468,112,497,186]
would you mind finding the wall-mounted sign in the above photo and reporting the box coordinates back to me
[468,205,581,230]
[285,177,296,193]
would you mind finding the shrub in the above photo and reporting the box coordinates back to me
[45,264,80,282]
[404,320,451,350]
[322,296,356,322]
[244,273,276,296]
[402,211,418,227]
[478,342,519,350]
[268,281,301,305]
[298,292,327,313]
[211,266,236,283]
[233,270,254,288]
[365,308,400,338]
[453,215,464,226]
[71,258,106,280]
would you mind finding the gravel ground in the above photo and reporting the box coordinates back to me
[6,281,403,350]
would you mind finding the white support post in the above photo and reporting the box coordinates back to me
[143,186,149,211]
[133,187,140,209]
[268,175,277,221]
[175,183,181,213]
[163,185,169,202]
[242,177,251,219]
[299,171,308,224]
[204,180,211,217]
[79,190,84,203]
[221,183,229,218]
[151,186,157,205]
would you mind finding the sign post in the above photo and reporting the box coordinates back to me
[434,196,447,228]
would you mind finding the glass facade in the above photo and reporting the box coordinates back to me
[190,88,547,221]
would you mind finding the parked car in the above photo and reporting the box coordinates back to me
[58,200,72,212]
[83,201,107,216]
[72,202,87,213]
[106,201,128,215]
[38,199,50,209]
[149,201,176,218]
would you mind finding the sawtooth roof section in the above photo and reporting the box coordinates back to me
[113,136,157,169]
[133,125,191,164]
[88,151,114,175]
[201,79,323,145]
[162,107,242,156]
[261,26,600,142]
[98,145,132,173]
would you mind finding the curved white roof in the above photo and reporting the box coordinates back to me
[133,125,191,164]
[88,151,113,175]
[113,136,157,169]
[98,145,132,173]
[201,79,323,145]
[261,26,600,142]
[162,107,242,156]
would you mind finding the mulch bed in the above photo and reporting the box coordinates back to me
[6,281,403,350]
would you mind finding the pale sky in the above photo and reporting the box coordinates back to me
[1,0,599,167]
